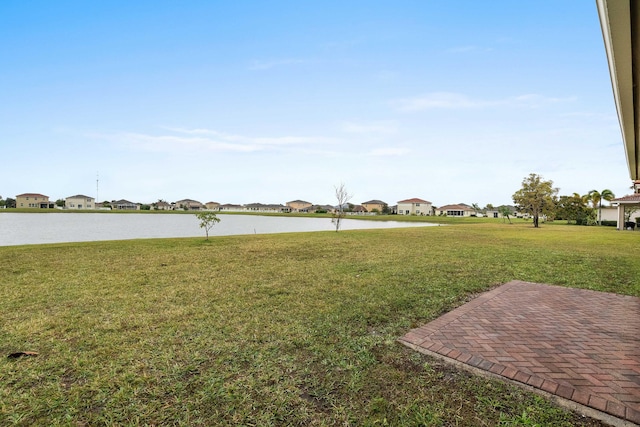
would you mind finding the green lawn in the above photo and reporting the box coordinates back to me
[1,223,636,426]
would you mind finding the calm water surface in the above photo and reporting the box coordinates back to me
[0,213,437,246]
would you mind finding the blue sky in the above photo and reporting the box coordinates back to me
[0,1,631,207]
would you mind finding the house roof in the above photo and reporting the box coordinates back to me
[612,194,640,203]
[362,199,387,205]
[311,204,334,210]
[175,199,203,204]
[438,204,474,211]
[16,193,48,198]
[113,199,136,205]
[246,203,285,208]
[287,200,312,204]
[66,194,93,199]
[398,198,431,204]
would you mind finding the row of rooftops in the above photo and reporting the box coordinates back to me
[15,189,640,211]
[10,194,461,211]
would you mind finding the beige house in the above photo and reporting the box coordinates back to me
[175,199,204,210]
[16,193,53,209]
[362,199,388,213]
[436,203,475,217]
[286,200,312,212]
[219,203,245,212]
[205,201,221,210]
[397,198,432,216]
[154,201,172,210]
[65,194,95,210]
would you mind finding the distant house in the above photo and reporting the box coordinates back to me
[65,194,95,210]
[397,198,432,216]
[362,199,388,213]
[287,200,313,212]
[112,199,139,210]
[436,203,475,217]
[611,182,640,228]
[348,205,368,215]
[16,193,54,209]
[245,203,288,213]
[205,201,221,211]
[154,201,172,211]
[486,206,516,219]
[219,203,246,212]
[310,204,334,213]
[175,199,204,210]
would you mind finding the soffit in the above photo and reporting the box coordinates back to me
[597,0,639,180]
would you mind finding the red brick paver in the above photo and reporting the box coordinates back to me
[399,280,640,424]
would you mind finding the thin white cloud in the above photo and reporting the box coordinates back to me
[393,92,576,112]
[341,120,398,134]
[92,128,338,154]
[167,127,335,146]
[368,147,410,156]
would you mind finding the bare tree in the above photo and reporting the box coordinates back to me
[332,183,353,232]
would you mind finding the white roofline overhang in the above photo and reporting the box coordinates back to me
[596,0,639,180]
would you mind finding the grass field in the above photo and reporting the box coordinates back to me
[1,222,637,426]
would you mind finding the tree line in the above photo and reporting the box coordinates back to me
[512,173,622,228]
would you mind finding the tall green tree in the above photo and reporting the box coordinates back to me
[556,194,591,224]
[512,173,558,228]
[588,189,615,225]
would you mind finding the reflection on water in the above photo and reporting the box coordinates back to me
[0,213,438,246]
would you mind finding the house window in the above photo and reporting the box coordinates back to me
[415,203,420,206]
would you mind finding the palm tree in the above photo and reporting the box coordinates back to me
[588,189,616,225]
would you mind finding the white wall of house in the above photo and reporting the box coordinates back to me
[435,208,473,217]
[600,206,640,222]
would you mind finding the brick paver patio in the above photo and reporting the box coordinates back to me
[399,280,640,425]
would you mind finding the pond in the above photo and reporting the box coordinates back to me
[0,213,438,246]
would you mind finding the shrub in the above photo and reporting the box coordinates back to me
[600,220,617,227]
